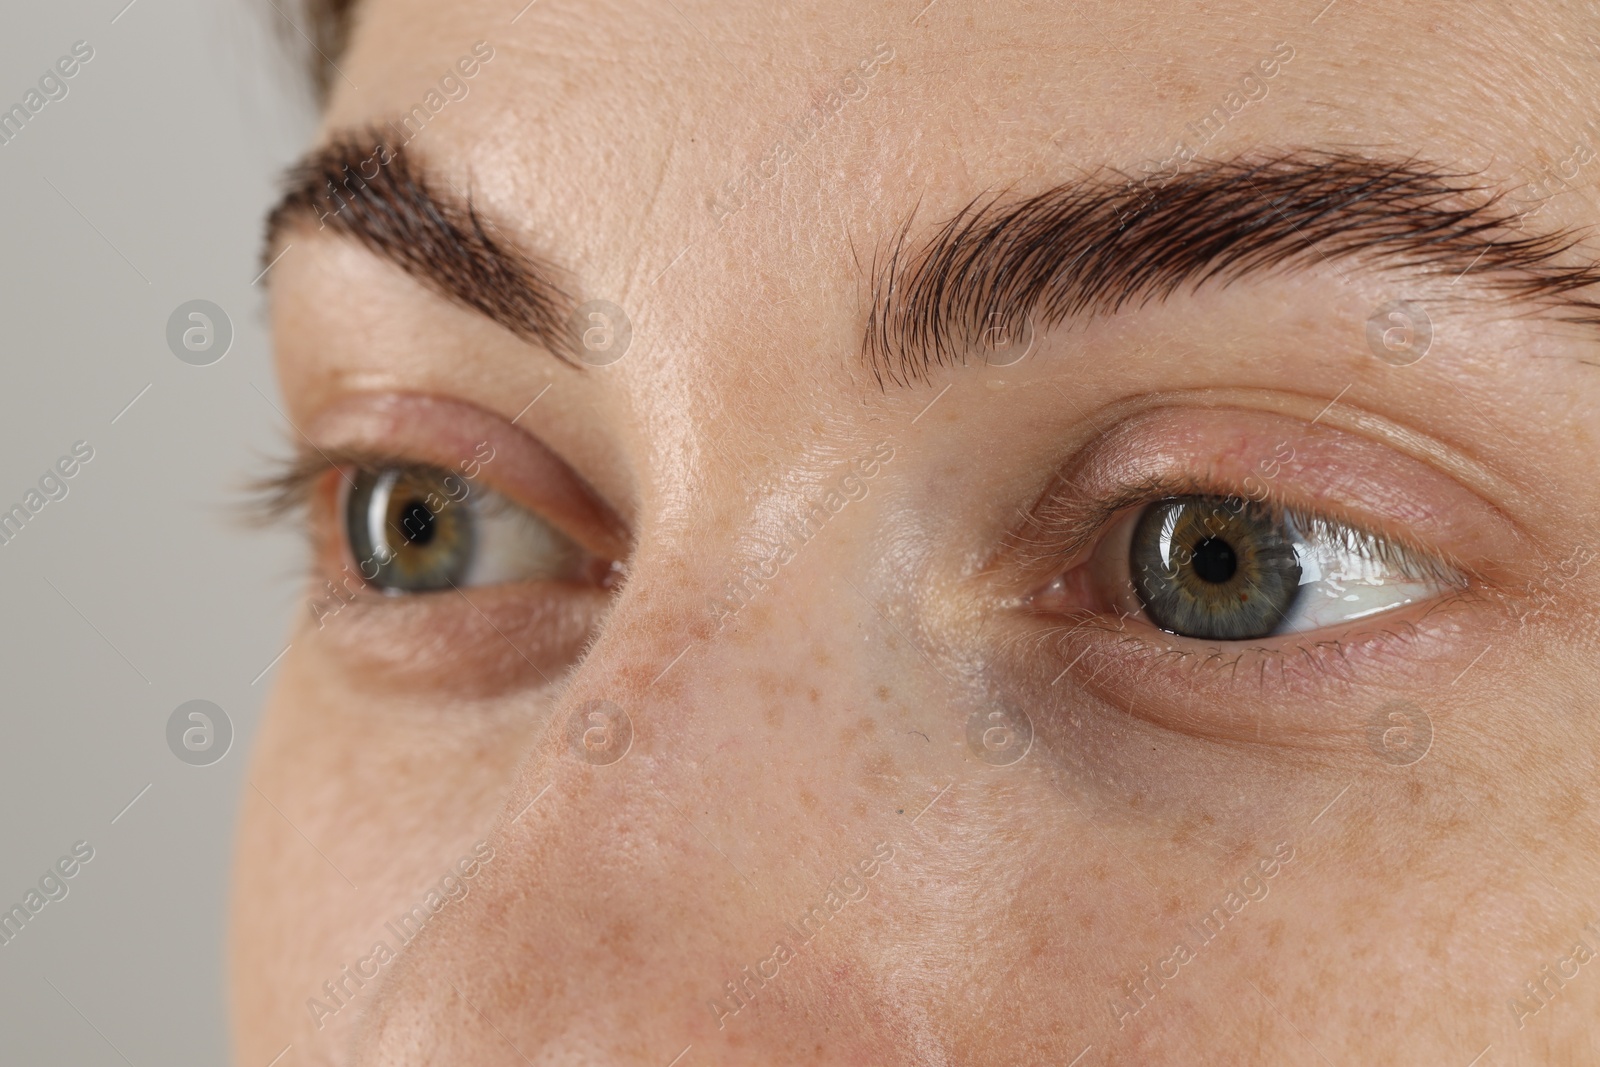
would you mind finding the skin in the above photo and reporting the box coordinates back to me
[233,1,1600,1064]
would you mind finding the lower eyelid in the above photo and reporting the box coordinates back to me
[1009,589,1482,747]
[304,579,610,696]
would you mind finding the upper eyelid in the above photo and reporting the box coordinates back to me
[269,392,632,562]
[1009,469,1474,587]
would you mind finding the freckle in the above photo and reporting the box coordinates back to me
[808,688,820,705]
[599,917,637,953]
[814,648,832,668]
[1266,920,1284,949]
[860,752,899,796]
[1089,863,1110,883]
[1406,779,1424,804]
[876,686,891,702]
[1553,788,1584,823]
[852,800,868,819]
[799,789,818,812]
[1078,912,1094,931]
[765,704,784,729]
[858,716,876,735]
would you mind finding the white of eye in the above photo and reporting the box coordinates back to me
[1276,513,1457,633]
[459,488,585,587]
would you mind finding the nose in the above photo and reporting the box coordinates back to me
[350,496,955,1065]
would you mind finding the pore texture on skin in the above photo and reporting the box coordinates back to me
[236,2,1600,1064]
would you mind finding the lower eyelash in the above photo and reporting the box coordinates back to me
[1012,584,1477,691]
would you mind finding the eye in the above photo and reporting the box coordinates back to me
[1129,497,1302,639]
[1051,494,1461,642]
[343,465,589,593]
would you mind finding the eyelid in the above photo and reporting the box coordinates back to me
[291,392,630,563]
[1002,405,1523,594]
[1027,473,1464,589]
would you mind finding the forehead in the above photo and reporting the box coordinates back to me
[323,0,1590,183]
[312,0,1596,386]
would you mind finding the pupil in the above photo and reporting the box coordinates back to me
[1189,536,1237,584]
[399,500,436,546]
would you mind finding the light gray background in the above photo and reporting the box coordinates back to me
[0,1,313,1061]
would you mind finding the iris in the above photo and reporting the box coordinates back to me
[1131,497,1302,640]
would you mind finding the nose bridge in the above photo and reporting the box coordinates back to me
[353,469,940,1064]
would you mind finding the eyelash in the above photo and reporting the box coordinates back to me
[253,432,1475,686]
[247,448,352,524]
[1013,468,1473,590]
[1011,600,1460,694]
[247,446,447,565]
[1011,502,1472,668]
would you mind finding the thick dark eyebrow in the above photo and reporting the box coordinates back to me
[865,151,1600,387]
[264,134,577,363]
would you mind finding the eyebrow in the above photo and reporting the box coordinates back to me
[267,143,1600,386]
[865,151,1600,387]
[264,133,578,363]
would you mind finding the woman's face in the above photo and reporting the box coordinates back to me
[235,0,1600,1062]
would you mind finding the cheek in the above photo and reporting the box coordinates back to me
[234,524,970,1063]
[229,656,539,1058]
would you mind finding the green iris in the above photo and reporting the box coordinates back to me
[345,466,475,592]
[1130,496,1303,640]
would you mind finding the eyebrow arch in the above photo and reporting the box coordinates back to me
[264,133,578,363]
[865,151,1600,387]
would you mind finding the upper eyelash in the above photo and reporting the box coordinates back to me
[242,446,425,527]
[1010,469,1471,585]
[1286,511,1461,585]
[242,449,334,525]
[253,451,1468,595]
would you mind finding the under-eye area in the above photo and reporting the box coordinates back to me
[975,401,1531,757]
[22,0,1600,1065]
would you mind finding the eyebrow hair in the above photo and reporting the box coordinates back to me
[865,151,1600,387]
[265,134,577,363]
